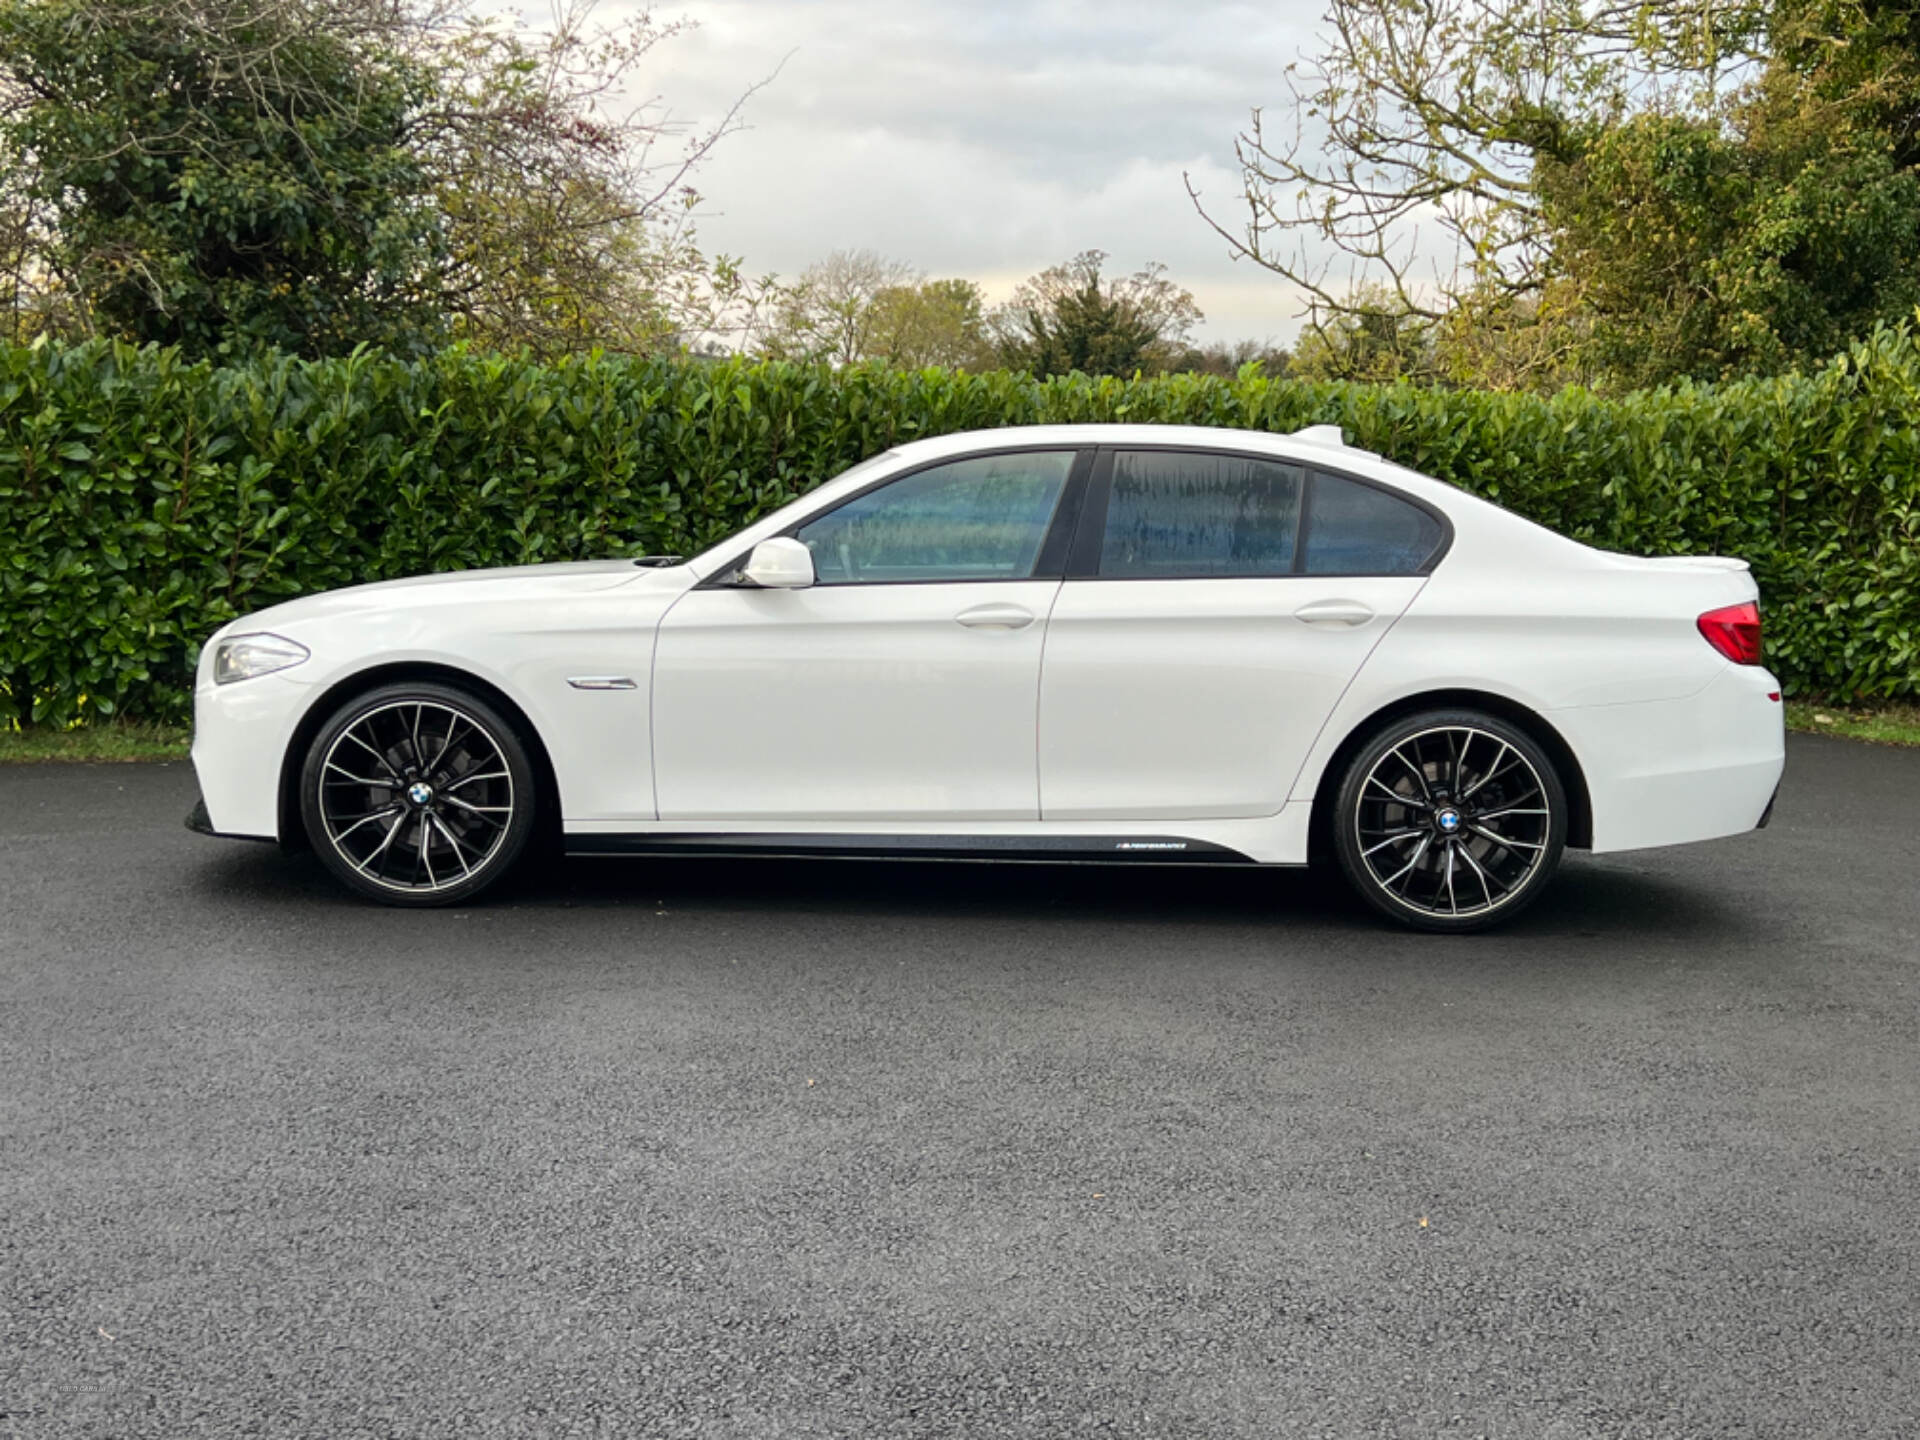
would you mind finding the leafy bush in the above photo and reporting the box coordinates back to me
[3,331,1917,725]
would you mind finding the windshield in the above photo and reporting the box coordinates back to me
[689,449,900,569]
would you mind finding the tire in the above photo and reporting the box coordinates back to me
[1332,708,1568,933]
[299,681,539,907]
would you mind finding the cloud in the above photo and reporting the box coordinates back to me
[592,0,1326,342]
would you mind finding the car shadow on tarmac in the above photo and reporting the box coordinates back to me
[188,837,1744,947]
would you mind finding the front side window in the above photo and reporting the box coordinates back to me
[1098,451,1305,578]
[795,451,1076,585]
[1302,472,1445,575]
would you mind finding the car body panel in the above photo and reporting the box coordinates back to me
[1038,575,1426,819]
[1281,528,1779,853]
[1552,662,1784,852]
[652,579,1063,821]
[195,563,692,834]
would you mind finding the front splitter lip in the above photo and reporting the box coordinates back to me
[184,795,275,844]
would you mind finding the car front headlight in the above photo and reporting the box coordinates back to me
[213,632,311,685]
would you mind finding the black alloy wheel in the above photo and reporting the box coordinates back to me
[1333,708,1568,932]
[300,682,538,906]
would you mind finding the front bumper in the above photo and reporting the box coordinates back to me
[190,670,315,840]
[185,793,276,843]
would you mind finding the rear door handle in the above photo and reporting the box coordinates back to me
[955,602,1036,631]
[1293,599,1375,627]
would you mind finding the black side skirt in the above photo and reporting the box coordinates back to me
[563,832,1271,865]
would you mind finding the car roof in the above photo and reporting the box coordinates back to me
[883,422,1483,517]
[887,423,1370,470]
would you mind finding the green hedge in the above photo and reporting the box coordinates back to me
[3,332,1918,726]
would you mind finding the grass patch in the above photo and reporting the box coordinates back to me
[1786,701,1920,748]
[0,721,191,763]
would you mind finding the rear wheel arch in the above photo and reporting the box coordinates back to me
[1306,689,1593,860]
[277,662,562,852]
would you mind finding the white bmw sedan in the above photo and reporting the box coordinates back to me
[187,423,1785,931]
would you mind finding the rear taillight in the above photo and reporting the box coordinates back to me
[1698,601,1763,665]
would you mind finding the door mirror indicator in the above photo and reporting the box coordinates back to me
[740,537,815,589]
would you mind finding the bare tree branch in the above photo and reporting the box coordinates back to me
[1186,0,1767,336]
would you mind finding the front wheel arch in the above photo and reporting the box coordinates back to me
[277,662,561,854]
[1306,689,1592,863]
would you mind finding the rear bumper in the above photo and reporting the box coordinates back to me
[1552,664,1785,853]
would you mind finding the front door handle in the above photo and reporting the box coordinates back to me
[1293,599,1375,627]
[955,602,1036,631]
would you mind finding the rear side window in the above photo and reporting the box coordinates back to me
[1098,450,1305,578]
[1303,472,1444,575]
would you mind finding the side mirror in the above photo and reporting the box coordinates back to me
[740,536,815,589]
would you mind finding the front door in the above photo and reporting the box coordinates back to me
[652,449,1086,822]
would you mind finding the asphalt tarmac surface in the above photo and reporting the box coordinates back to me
[3,734,1917,1438]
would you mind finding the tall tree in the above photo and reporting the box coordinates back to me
[0,0,441,355]
[1165,336,1294,378]
[1287,287,1431,382]
[989,250,1201,377]
[0,0,763,358]
[863,277,993,369]
[759,250,918,363]
[413,1,762,357]
[1190,0,1920,388]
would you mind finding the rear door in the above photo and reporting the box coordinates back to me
[1037,449,1444,820]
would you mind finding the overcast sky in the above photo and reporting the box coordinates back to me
[609,0,1327,344]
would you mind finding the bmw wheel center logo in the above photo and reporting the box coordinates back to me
[1437,807,1462,834]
